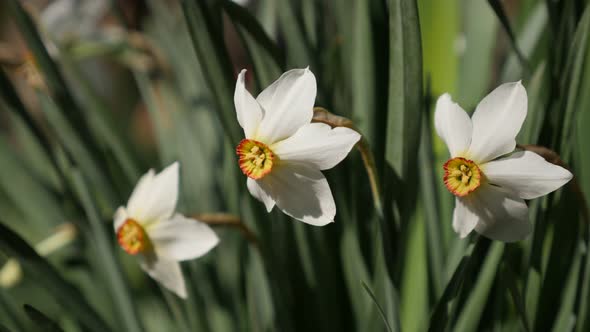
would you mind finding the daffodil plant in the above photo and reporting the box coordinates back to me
[435,82,573,242]
[113,162,219,298]
[234,68,361,225]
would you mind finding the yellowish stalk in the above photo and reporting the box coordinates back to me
[312,107,384,218]
[191,213,258,247]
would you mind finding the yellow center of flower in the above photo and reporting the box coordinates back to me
[236,139,275,179]
[443,157,483,197]
[116,219,151,255]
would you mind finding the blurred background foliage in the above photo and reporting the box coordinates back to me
[0,0,588,331]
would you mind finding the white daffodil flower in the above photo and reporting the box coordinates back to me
[113,162,219,298]
[435,82,573,242]
[234,68,361,226]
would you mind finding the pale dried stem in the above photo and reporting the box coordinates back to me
[312,107,384,217]
[191,213,258,247]
[517,144,589,223]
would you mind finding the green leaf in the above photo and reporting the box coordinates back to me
[0,221,110,332]
[518,62,548,144]
[361,280,395,332]
[558,4,590,158]
[428,238,488,332]
[487,0,529,68]
[384,0,423,216]
[501,264,531,332]
[551,243,584,332]
[340,225,371,330]
[0,70,58,176]
[5,0,103,161]
[245,250,275,331]
[400,214,429,332]
[276,0,314,68]
[454,242,504,332]
[223,1,283,91]
[221,0,284,68]
[23,304,65,332]
[456,0,496,107]
[68,170,144,332]
[181,0,242,144]
[419,108,444,297]
[38,93,116,210]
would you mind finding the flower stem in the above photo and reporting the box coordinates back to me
[191,213,259,247]
[312,107,384,218]
[517,144,589,223]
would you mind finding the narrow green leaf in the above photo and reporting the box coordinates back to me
[181,0,242,144]
[276,0,314,67]
[428,238,488,332]
[487,0,529,68]
[384,0,423,215]
[38,93,116,210]
[5,0,102,158]
[245,250,275,331]
[501,264,531,332]
[419,106,444,297]
[361,280,394,332]
[68,170,143,332]
[400,214,429,332]
[0,69,58,176]
[456,0,496,107]
[350,0,376,144]
[340,226,371,330]
[518,62,548,144]
[221,0,284,68]
[454,242,505,332]
[558,4,590,158]
[23,304,65,332]
[551,243,584,332]
[0,221,110,332]
[223,2,283,90]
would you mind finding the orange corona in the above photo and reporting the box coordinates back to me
[117,219,151,255]
[443,157,483,197]
[236,139,275,179]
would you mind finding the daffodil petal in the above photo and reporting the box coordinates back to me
[256,68,316,144]
[127,162,179,224]
[483,151,573,199]
[265,163,335,226]
[452,197,478,238]
[472,185,531,242]
[139,256,187,298]
[468,81,527,163]
[434,94,472,157]
[272,123,361,170]
[113,206,127,232]
[246,178,275,212]
[234,69,263,138]
[148,214,219,261]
